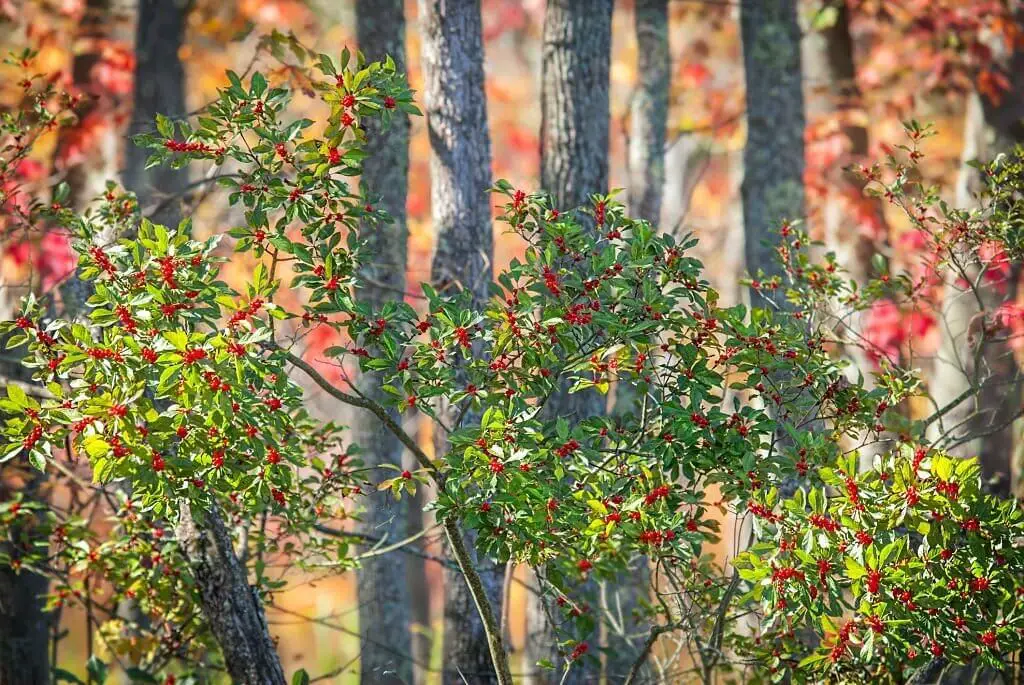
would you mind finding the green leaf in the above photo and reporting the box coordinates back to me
[811,5,839,31]
[844,556,867,580]
[124,668,158,683]
[251,72,268,97]
[164,330,188,351]
[291,669,310,685]
[53,181,70,205]
[7,383,27,407]
[155,113,174,138]
[53,669,85,684]
[86,655,108,684]
[83,435,111,459]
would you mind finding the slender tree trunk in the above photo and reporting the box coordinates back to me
[801,0,889,469]
[527,2,614,682]
[0,504,50,685]
[802,0,877,300]
[418,1,504,682]
[58,0,133,318]
[661,134,711,234]
[628,0,669,225]
[739,0,806,307]
[928,34,1024,495]
[125,0,190,227]
[175,502,287,685]
[353,2,415,683]
[608,1,671,681]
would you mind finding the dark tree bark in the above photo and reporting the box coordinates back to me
[418,1,504,682]
[540,0,613,216]
[125,0,190,227]
[353,1,415,683]
[528,2,613,682]
[928,29,1024,496]
[628,0,670,225]
[0,473,51,685]
[739,0,806,307]
[175,502,287,685]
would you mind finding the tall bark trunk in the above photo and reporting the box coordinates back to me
[927,36,1024,495]
[740,0,806,308]
[175,502,287,685]
[0,498,51,685]
[527,2,614,682]
[418,1,503,682]
[125,0,190,228]
[801,0,888,469]
[661,134,711,235]
[540,0,613,216]
[628,0,669,225]
[354,2,415,683]
[802,0,876,300]
[0,357,50,685]
[608,1,670,682]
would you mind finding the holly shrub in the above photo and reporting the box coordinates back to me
[2,36,1024,684]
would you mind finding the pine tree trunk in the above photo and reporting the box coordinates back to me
[418,1,504,682]
[928,37,1024,495]
[739,0,805,307]
[528,2,613,682]
[354,1,415,683]
[628,0,669,225]
[125,0,190,227]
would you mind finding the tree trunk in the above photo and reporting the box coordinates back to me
[0,524,50,685]
[0,379,50,685]
[802,0,877,300]
[527,2,614,682]
[527,2,615,682]
[125,0,190,228]
[540,0,613,216]
[628,0,670,225]
[801,0,889,469]
[58,0,133,319]
[418,1,504,682]
[0,173,50,685]
[609,1,670,681]
[354,1,415,683]
[928,37,1024,495]
[175,501,287,685]
[739,0,806,307]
